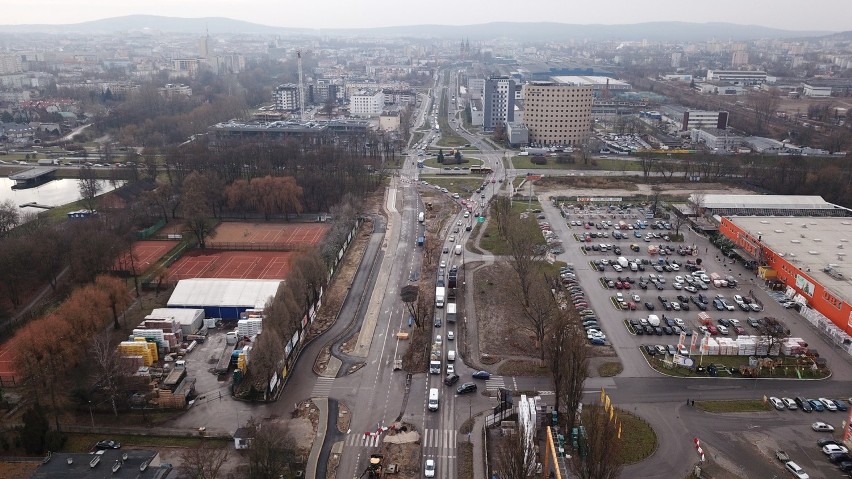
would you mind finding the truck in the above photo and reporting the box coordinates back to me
[418,211,425,223]
[429,345,442,374]
[618,220,627,230]
[435,287,445,308]
[37,158,59,166]
[710,272,728,288]
[455,244,462,255]
[446,303,457,323]
[617,256,629,268]
[648,314,661,327]
[698,312,713,326]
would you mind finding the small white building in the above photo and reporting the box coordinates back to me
[803,83,832,98]
[146,308,205,335]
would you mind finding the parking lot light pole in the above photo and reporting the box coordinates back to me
[88,401,95,429]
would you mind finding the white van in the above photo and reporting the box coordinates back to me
[428,388,439,411]
[454,245,462,255]
[447,350,456,362]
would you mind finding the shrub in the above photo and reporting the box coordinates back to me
[530,156,547,165]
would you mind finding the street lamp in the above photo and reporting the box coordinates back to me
[88,401,95,429]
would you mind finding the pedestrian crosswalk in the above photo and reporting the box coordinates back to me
[342,428,457,451]
[310,376,334,398]
[344,432,383,448]
[485,376,505,391]
[422,428,457,452]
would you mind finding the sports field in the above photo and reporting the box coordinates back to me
[207,222,327,249]
[114,240,179,272]
[0,339,16,383]
[164,250,293,283]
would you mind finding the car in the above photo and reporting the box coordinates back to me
[717,325,729,335]
[782,397,798,410]
[645,302,655,311]
[655,345,667,355]
[812,421,835,432]
[457,382,478,394]
[823,444,849,455]
[434,316,442,328]
[472,370,491,380]
[425,458,436,477]
[818,438,839,448]
[809,399,825,412]
[448,235,455,242]
[819,398,838,411]
[444,373,460,386]
[447,331,455,340]
[829,452,852,464]
[440,260,446,268]
[839,461,852,472]
[590,337,606,345]
[775,450,789,462]
[770,397,785,410]
[96,440,121,450]
[834,399,849,412]
[643,345,656,356]
[784,461,809,479]
[443,247,449,254]
[796,397,813,412]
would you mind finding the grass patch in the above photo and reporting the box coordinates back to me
[497,359,549,376]
[617,410,658,464]
[694,399,773,413]
[420,177,484,196]
[478,201,544,255]
[457,442,473,479]
[641,351,831,379]
[598,361,624,377]
[411,131,425,146]
[421,156,483,169]
[64,433,227,452]
[511,156,576,170]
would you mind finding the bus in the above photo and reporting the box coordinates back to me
[469,166,493,174]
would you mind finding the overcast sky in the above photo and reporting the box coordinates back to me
[5,0,852,32]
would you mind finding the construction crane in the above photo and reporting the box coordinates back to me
[296,50,306,120]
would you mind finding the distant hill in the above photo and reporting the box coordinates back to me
[0,15,833,41]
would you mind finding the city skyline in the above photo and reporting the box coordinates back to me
[3,0,852,32]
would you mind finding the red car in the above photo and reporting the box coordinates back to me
[615,282,623,289]
[628,302,637,310]
[622,282,631,290]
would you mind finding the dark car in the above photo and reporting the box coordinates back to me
[645,302,655,311]
[644,325,655,335]
[654,327,663,335]
[96,440,121,450]
[809,399,825,412]
[829,452,851,464]
[472,370,491,380]
[444,374,460,386]
[434,316,442,328]
[834,400,849,412]
[796,397,813,412]
[818,438,839,448]
[644,345,656,356]
[839,461,852,472]
[457,382,478,394]
[662,326,673,335]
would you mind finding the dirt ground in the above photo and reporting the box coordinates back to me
[472,263,537,358]
[377,421,421,478]
[0,462,38,479]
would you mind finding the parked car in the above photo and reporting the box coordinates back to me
[769,397,785,410]
[457,383,478,394]
[784,461,809,479]
[823,444,849,455]
[444,374,460,386]
[96,440,121,450]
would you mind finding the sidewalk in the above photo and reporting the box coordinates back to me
[470,414,486,479]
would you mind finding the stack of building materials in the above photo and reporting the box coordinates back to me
[237,318,263,338]
[146,308,203,336]
[781,338,807,355]
[119,338,158,366]
[717,338,736,355]
[237,344,252,370]
[703,337,719,355]
[736,337,756,356]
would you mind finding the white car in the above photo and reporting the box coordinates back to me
[782,397,798,410]
[424,458,436,477]
[819,398,838,411]
[822,444,848,455]
[632,294,641,302]
[447,331,455,340]
[674,276,684,283]
[769,397,785,410]
[785,461,809,479]
[446,364,455,375]
[717,325,729,335]
[435,335,442,345]
[812,421,835,432]
[440,260,446,268]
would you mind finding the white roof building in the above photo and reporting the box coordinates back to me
[167,279,282,319]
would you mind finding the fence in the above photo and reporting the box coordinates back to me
[140,241,192,288]
[206,241,310,252]
[135,218,166,239]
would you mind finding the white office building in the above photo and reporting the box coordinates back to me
[349,90,385,117]
[273,84,300,111]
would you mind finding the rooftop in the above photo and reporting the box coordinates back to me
[550,75,630,88]
[728,216,852,302]
[694,194,843,211]
[31,450,170,479]
[168,279,282,309]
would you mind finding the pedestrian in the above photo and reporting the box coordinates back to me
[687,398,690,405]
[692,399,695,406]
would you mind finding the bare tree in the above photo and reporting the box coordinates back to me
[0,199,20,236]
[179,439,229,479]
[247,420,298,479]
[557,319,589,431]
[671,213,686,238]
[78,166,102,212]
[511,275,557,361]
[495,429,535,479]
[747,90,780,134]
[246,331,283,400]
[570,403,624,479]
[688,192,706,218]
[400,285,424,328]
[649,186,662,218]
[90,331,132,417]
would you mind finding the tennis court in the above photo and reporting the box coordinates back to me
[208,222,328,249]
[114,240,179,272]
[165,250,293,283]
[0,339,17,383]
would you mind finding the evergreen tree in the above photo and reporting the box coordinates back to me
[437,149,444,164]
[20,406,49,454]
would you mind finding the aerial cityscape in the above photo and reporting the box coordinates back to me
[1,5,852,479]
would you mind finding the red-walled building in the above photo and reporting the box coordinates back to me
[720,216,852,335]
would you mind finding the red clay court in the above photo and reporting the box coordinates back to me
[208,221,328,249]
[164,250,293,283]
[114,240,179,272]
[0,339,17,383]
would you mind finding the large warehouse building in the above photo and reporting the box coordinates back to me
[167,278,282,320]
[720,216,852,335]
[690,194,851,218]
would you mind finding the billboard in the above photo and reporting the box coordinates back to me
[795,274,815,297]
